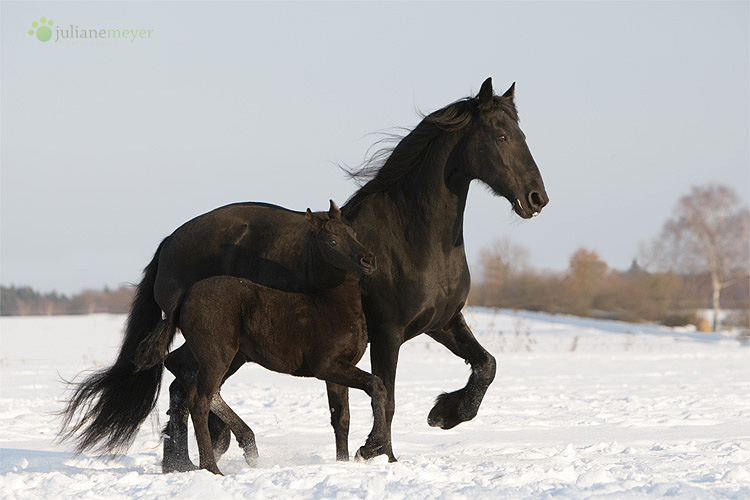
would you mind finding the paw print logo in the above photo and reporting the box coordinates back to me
[28,16,54,42]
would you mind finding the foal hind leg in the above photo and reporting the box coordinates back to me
[316,364,392,462]
[326,382,350,461]
[164,345,241,465]
[188,383,223,474]
[210,393,258,467]
[209,353,247,458]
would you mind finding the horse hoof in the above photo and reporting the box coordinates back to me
[427,391,474,430]
[162,460,198,473]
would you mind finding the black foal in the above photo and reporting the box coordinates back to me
[137,203,392,474]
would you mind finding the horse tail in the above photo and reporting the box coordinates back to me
[133,303,180,372]
[59,239,170,454]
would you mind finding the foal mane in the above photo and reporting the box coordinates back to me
[342,93,517,220]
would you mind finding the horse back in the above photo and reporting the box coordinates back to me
[154,202,310,312]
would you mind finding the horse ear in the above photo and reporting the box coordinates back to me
[328,200,341,219]
[477,77,494,104]
[502,82,516,99]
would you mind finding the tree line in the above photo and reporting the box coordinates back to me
[468,246,748,330]
[1,285,134,316]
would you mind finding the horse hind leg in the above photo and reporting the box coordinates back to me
[162,376,197,473]
[210,393,258,467]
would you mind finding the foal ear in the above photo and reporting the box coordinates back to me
[328,200,341,219]
[502,82,516,100]
[306,208,324,230]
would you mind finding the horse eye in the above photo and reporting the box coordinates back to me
[498,135,508,142]
[329,240,337,247]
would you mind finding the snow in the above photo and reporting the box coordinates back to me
[1,308,748,499]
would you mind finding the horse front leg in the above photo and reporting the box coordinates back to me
[425,312,496,430]
[325,382,350,461]
[364,330,401,462]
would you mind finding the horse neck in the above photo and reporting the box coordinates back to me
[347,130,470,251]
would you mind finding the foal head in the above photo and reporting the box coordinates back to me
[306,200,377,275]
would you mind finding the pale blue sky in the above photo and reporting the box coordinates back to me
[1,1,748,295]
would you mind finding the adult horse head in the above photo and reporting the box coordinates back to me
[457,78,548,218]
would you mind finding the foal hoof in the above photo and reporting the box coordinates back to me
[355,445,397,463]
[210,422,232,460]
[205,466,223,476]
[243,450,258,468]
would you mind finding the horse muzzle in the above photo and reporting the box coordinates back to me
[514,189,549,219]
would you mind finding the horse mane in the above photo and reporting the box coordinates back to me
[342,94,518,220]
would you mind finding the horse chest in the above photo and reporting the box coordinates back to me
[363,249,470,338]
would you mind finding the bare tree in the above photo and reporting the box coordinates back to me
[475,237,530,306]
[645,185,750,331]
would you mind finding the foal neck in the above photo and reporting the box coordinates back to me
[303,236,349,292]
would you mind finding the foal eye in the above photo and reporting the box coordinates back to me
[497,135,508,142]
[328,240,337,247]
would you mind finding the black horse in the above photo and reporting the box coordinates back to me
[134,204,386,474]
[60,78,548,469]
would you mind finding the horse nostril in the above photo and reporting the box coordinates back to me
[527,191,547,211]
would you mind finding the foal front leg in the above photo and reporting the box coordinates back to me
[325,382,350,461]
[210,393,259,467]
[425,312,496,429]
[317,364,393,462]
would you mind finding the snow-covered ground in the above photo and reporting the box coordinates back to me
[1,309,748,499]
